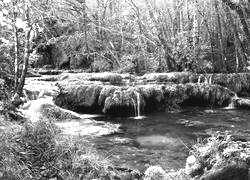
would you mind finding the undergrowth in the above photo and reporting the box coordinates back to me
[0,120,115,180]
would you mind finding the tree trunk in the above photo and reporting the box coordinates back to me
[82,0,89,54]
[214,0,227,72]
[225,6,248,71]
[16,6,32,96]
[13,25,19,90]
[144,0,176,71]
[16,28,32,95]
[12,1,19,90]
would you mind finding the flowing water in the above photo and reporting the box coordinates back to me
[89,107,250,172]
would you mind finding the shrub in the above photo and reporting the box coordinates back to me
[188,132,250,178]
[0,120,116,179]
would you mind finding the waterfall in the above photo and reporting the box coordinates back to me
[131,98,137,117]
[131,91,145,119]
[208,76,212,84]
[198,75,201,84]
[136,92,141,117]
[204,77,208,84]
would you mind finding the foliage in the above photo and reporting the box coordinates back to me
[0,120,118,179]
[0,43,14,87]
[1,0,250,75]
[190,132,250,177]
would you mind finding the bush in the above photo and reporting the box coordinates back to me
[0,120,117,180]
[188,132,250,178]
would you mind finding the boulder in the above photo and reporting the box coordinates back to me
[143,166,166,180]
[185,155,203,177]
[21,98,81,122]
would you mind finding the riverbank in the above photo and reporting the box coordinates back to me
[0,116,249,179]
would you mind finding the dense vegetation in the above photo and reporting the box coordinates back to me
[1,0,250,95]
[0,120,124,179]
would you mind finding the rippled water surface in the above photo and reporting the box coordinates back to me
[91,107,250,171]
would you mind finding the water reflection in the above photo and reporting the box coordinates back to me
[91,107,250,171]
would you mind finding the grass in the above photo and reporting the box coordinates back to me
[0,120,117,180]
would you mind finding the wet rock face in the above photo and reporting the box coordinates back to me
[139,73,250,96]
[54,78,233,116]
[26,72,250,116]
[55,84,103,113]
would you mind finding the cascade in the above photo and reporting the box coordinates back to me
[198,75,201,84]
[131,91,145,119]
[137,92,141,117]
[208,76,212,84]
[204,76,208,84]
[131,98,137,117]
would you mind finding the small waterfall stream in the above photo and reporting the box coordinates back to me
[131,98,137,117]
[208,75,212,84]
[131,91,144,119]
[137,92,141,117]
[198,75,201,84]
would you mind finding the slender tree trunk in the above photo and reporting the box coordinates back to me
[214,0,227,72]
[235,42,239,72]
[192,4,199,47]
[12,1,19,90]
[16,6,32,96]
[82,0,89,54]
[197,5,216,67]
[13,25,19,89]
[225,6,248,71]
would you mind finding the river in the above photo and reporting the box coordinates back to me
[89,107,250,172]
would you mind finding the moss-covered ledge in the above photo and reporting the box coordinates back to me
[54,81,234,116]
[139,72,250,96]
